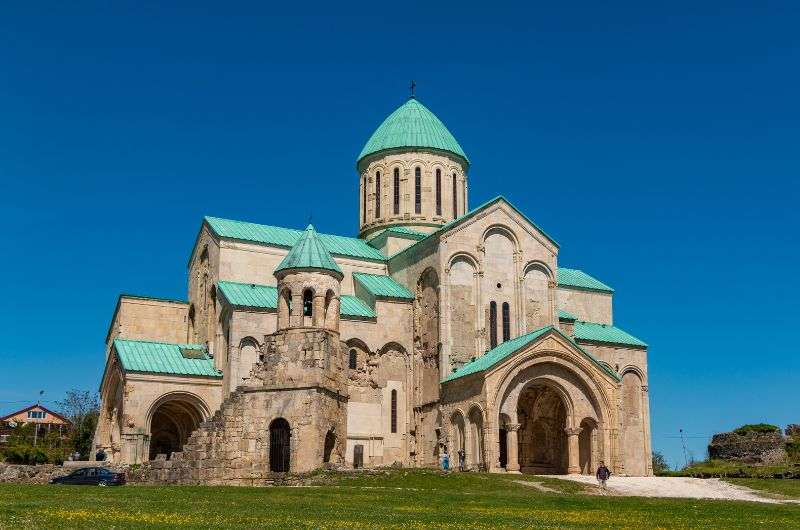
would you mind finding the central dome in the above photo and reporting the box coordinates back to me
[358,98,468,165]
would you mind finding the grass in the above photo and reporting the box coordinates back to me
[1,469,799,529]
[662,459,800,478]
[726,478,800,500]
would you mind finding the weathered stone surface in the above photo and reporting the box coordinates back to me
[708,431,787,463]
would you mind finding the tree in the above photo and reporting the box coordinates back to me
[56,389,100,459]
[652,451,669,474]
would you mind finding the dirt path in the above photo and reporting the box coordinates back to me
[549,475,789,504]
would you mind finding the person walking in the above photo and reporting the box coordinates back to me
[596,461,611,489]
[457,449,466,472]
[95,448,107,462]
[442,449,450,471]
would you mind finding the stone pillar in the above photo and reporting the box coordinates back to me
[506,423,521,473]
[290,292,303,327]
[566,427,582,474]
[312,295,325,327]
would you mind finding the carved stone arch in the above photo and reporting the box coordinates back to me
[377,341,409,357]
[481,224,521,253]
[492,350,613,428]
[145,391,210,461]
[238,336,261,382]
[523,260,554,280]
[447,251,481,274]
[387,158,410,172]
[619,364,647,384]
[466,403,486,469]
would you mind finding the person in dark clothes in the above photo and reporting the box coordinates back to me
[596,461,611,489]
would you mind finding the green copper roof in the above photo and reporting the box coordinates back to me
[442,326,622,383]
[442,326,552,382]
[217,281,376,319]
[358,98,468,164]
[557,268,614,293]
[353,273,414,300]
[573,321,647,348]
[558,309,577,321]
[204,217,386,262]
[275,225,343,276]
[113,339,222,378]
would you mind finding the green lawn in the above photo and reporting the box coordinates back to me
[726,478,800,500]
[1,470,799,529]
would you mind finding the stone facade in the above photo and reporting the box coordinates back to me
[93,96,653,481]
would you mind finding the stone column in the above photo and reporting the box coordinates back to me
[290,292,303,327]
[312,294,325,327]
[506,423,521,473]
[565,427,582,474]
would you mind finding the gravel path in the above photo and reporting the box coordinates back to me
[549,475,788,504]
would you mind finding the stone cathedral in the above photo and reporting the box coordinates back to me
[93,95,653,483]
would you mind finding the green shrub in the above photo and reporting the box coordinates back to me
[787,440,800,462]
[733,423,780,435]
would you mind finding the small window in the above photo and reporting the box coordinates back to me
[502,302,511,342]
[303,290,313,317]
[375,172,381,218]
[452,173,458,219]
[393,168,400,214]
[489,301,498,349]
[390,389,398,433]
[414,167,422,214]
[435,169,442,216]
[362,176,367,223]
[349,349,357,370]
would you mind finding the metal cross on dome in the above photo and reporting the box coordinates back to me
[410,80,416,99]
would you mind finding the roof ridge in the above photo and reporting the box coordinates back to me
[113,337,205,348]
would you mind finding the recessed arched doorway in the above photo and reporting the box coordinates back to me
[517,384,568,474]
[147,394,208,461]
[269,418,291,472]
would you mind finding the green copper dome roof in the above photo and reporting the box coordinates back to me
[358,98,469,164]
[274,224,343,277]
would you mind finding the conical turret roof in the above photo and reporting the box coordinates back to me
[358,98,468,165]
[274,224,343,277]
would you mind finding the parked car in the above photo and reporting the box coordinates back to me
[50,467,126,486]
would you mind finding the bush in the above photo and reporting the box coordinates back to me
[787,440,800,462]
[733,424,780,435]
[652,451,670,475]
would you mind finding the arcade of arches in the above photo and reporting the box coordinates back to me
[441,334,634,476]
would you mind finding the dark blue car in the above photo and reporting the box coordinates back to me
[50,467,126,486]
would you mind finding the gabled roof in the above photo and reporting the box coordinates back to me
[274,225,342,277]
[217,281,376,319]
[0,403,71,424]
[204,216,386,262]
[573,321,647,348]
[353,273,414,300]
[557,268,614,293]
[358,98,469,164]
[113,339,222,378]
[442,325,621,383]
[389,196,559,263]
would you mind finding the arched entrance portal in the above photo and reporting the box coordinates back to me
[269,418,291,472]
[148,394,207,460]
[517,384,568,474]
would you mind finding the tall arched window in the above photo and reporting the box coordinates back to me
[348,349,357,370]
[435,168,442,216]
[390,389,398,433]
[303,289,313,317]
[362,176,366,223]
[489,301,498,349]
[393,168,400,214]
[414,167,422,214]
[502,302,510,342]
[452,173,458,219]
[375,171,381,218]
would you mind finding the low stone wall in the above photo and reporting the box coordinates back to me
[0,463,125,484]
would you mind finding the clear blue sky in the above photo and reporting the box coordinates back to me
[1,1,798,469]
